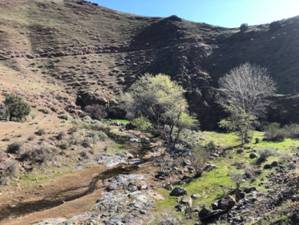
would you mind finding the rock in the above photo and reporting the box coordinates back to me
[128,183,138,192]
[198,207,224,221]
[198,207,212,219]
[263,161,279,169]
[243,187,257,193]
[192,206,202,213]
[249,152,258,159]
[203,164,217,172]
[183,159,192,166]
[191,194,199,199]
[237,148,243,154]
[170,187,187,196]
[214,195,236,211]
[179,196,193,207]
[175,203,187,212]
[155,171,169,180]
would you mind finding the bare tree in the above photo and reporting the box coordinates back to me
[218,63,276,144]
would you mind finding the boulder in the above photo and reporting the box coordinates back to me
[170,187,187,196]
[198,207,224,222]
[249,152,258,159]
[179,196,193,207]
[214,195,236,211]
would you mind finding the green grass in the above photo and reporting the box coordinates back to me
[200,131,240,148]
[110,119,129,124]
[154,130,299,224]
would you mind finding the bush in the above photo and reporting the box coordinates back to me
[0,104,6,120]
[35,129,46,136]
[284,124,299,138]
[0,160,18,185]
[4,94,31,121]
[131,116,152,131]
[240,23,249,32]
[264,123,299,141]
[269,21,281,31]
[6,142,22,154]
[19,147,51,164]
[205,141,217,152]
[264,123,285,142]
[256,149,276,165]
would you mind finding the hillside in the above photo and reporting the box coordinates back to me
[1,1,299,225]
[2,0,299,129]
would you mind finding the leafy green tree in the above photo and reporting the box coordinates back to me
[4,94,31,121]
[123,74,198,148]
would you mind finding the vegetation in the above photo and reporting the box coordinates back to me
[6,142,22,154]
[264,123,299,141]
[218,63,276,145]
[122,74,198,149]
[240,23,249,32]
[2,94,31,121]
[131,116,152,131]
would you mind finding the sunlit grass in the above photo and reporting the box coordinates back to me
[154,130,299,224]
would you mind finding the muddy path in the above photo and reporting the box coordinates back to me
[0,158,153,225]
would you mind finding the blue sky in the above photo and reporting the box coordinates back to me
[92,0,299,27]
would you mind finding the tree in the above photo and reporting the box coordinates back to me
[218,63,276,145]
[4,94,31,121]
[240,23,249,32]
[122,74,197,148]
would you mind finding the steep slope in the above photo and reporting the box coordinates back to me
[1,0,299,129]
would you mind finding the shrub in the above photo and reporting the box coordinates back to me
[256,149,276,165]
[264,123,285,142]
[269,21,282,31]
[0,104,6,120]
[190,145,210,177]
[6,142,22,154]
[264,123,299,141]
[131,116,152,131]
[284,124,299,138]
[0,160,18,185]
[240,23,249,32]
[4,94,31,121]
[20,147,51,164]
[205,141,217,152]
[35,129,46,136]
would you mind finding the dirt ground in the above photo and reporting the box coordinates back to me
[0,165,105,225]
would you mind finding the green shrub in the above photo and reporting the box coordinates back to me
[4,94,31,121]
[131,116,152,131]
[6,142,22,154]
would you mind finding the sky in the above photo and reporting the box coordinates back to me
[92,0,299,28]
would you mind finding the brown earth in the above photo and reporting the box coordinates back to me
[1,0,299,129]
